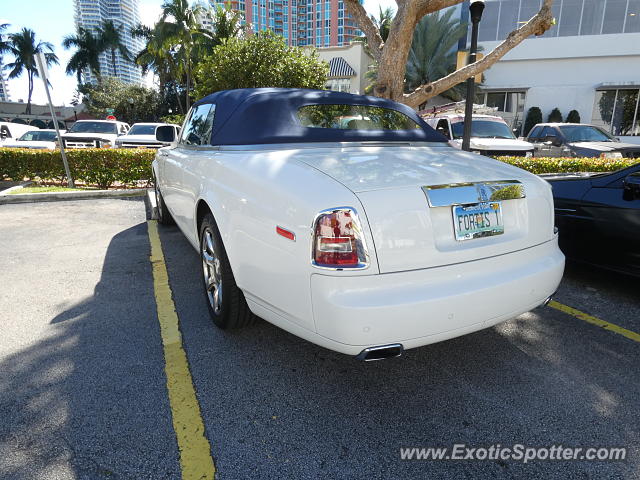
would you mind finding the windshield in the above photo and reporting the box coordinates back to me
[558,125,616,143]
[297,105,420,130]
[128,125,157,136]
[69,122,117,134]
[451,120,516,139]
[18,131,57,142]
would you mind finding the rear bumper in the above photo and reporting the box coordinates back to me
[310,237,564,355]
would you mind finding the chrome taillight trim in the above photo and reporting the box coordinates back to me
[310,206,370,271]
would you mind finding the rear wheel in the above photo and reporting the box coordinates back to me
[199,213,255,329]
[154,179,174,225]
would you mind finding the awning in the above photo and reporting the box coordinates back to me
[328,57,356,78]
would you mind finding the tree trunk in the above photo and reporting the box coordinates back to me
[26,72,33,115]
[185,62,191,111]
[111,49,117,77]
[345,0,555,107]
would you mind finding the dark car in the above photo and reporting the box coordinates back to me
[543,163,640,276]
[527,123,640,158]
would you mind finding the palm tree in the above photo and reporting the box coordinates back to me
[3,28,58,114]
[159,0,209,110]
[372,7,394,43]
[63,27,102,85]
[405,9,469,100]
[132,21,185,113]
[96,19,131,77]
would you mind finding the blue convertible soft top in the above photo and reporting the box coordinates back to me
[193,88,447,145]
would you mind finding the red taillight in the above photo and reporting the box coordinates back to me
[312,208,368,269]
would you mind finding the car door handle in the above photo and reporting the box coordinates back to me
[158,151,169,157]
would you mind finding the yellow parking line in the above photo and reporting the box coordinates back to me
[548,300,640,344]
[148,220,216,480]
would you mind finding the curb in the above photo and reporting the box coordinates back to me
[0,188,148,204]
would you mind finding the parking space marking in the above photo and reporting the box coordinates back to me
[148,220,216,480]
[549,300,640,344]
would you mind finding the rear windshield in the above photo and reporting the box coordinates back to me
[128,125,157,135]
[297,105,420,130]
[69,122,118,134]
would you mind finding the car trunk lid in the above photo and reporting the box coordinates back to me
[294,144,554,273]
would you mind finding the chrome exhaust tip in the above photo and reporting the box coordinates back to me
[543,293,556,307]
[355,344,404,362]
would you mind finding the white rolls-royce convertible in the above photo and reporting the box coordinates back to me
[152,88,564,361]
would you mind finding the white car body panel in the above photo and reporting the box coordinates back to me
[0,122,35,145]
[115,123,180,148]
[155,140,564,355]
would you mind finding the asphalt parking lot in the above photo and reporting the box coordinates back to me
[1,198,639,479]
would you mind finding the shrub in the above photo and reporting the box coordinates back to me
[524,107,543,136]
[494,156,639,174]
[547,107,563,123]
[566,110,581,123]
[193,31,329,98]
[0,148,155,189]
[160,113,186,126]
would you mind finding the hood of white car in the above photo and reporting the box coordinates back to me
[1,140,55,149]
[116,134,158,143]
[568,141,638,151]
[292,143,539,193]
[62,132,118,141]
[450,138,534,151]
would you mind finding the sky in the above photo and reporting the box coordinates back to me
[0,0,395,106]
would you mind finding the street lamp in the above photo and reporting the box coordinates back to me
[462,0,485,152]
[128,97,135,124]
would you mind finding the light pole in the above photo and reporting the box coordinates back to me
[462,0,485,152]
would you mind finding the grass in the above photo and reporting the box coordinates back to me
[10,185,96,194]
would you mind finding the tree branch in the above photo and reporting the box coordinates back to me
[415,0,464,19]
[343,0,384,62]
[403,0,555,109]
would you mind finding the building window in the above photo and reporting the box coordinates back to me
[478,0,639,41]
[326,78,351,93]
[478,90,527,135]
[592,88,640,136]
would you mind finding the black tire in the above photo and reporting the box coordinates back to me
[154,179,174,225]
[199,212,255,329]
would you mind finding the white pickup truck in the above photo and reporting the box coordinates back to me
[60,119,130,149]
[423,113,534,157]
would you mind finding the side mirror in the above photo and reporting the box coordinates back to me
[436,126,450,139]
[156,125,176,143]
[623,173,640,201]
[543,135,562,147]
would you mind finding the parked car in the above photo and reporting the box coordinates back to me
[153,88,564,360]
[1,129,62,150]
[60,119,130,148]
[0,122,36,145]
[115,122,181,149]
[543,163,640,276]
[423,113,534,157]
[527,123,640,158]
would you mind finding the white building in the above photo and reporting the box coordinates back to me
[313,43,374,94]
[73,0,144,85]
[0,60,9,102]
[475,0,640,144]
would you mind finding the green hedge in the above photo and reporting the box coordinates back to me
[495,156,640,174]
[0,148,156,189]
